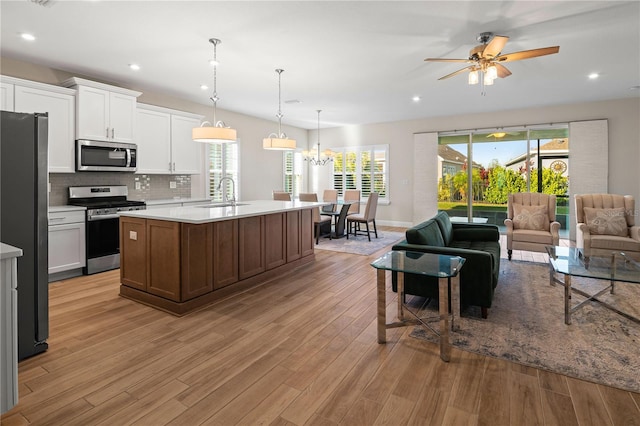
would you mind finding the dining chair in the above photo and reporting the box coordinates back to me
[321,189,338,217]
[347,192,379,241]
[344,189,361,215]
[273,191,292,201]
[299,193,332,243]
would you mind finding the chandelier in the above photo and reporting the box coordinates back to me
[263,69,296,150]
[192,38,237,143]
[303,110,333,166]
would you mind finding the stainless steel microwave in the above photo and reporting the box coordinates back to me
[76,140,137,172]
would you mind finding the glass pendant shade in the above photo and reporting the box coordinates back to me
[486,65,498,80]
[468,70,479,85]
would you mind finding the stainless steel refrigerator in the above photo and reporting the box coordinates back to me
[1,111,49,360]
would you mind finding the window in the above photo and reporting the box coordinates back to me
[284,151,304,198]
[208,143,239,202]
[332,145,388,201]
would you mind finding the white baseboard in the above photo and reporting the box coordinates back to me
[376,220,412,228]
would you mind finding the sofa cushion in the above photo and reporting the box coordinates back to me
[584,207,629,237]
[433,211,453,246]
[405,219,445,247]
[513,204,550,231]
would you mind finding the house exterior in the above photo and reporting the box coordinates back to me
[505,138,570,176]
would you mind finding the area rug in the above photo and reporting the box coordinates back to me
[314,231,405,256]
[409,260,640,393]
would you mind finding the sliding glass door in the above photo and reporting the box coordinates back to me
[438,126,569,231]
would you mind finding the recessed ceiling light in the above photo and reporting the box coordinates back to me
[588,73,599,80]
[412,96,421,102]
[129,64,140,71]
[200,84,209,90]
[20,33,36,41]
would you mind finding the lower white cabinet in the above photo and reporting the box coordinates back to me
[1,243,22,414]
[48,209,86,278]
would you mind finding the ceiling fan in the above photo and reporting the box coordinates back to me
[425,32,559,86]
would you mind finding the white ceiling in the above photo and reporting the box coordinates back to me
[1,1,639,129]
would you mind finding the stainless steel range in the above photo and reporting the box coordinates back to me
[68,185,145,274]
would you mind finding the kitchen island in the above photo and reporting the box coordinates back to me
[118,200,324,315]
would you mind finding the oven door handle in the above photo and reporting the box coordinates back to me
[87,213,121,221]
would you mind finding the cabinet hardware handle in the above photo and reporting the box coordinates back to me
[50,217,65,221]
[111,128,115,139]
[106,128,109,138]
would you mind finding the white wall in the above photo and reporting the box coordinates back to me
[310,97,640,226]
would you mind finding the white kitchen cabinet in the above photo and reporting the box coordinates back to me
[136,103,203,174]
[171,114,202,174]
[2,76,76,173]
[63,77,141,143]
[1,243,21,415]
[1,82,14,111]
[48,208,86,280]
[136,107,171,174]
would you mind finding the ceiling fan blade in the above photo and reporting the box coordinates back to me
[438,66,475,80]
[424,58,470,63]
[495,46,560,62]
[482,35,509,58]
[495,63,512,78]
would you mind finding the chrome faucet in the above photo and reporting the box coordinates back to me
[216,176,236,206]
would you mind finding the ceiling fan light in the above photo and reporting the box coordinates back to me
[484,74,495,86]
[468,70,479,85]
[486,65,498,80]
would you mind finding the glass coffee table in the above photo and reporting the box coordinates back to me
[371,250,465,362]
[546,246,640,325]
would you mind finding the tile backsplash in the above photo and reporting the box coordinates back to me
[49,173,192,205]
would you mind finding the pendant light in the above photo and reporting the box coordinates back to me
[303,110,333,165]
[192,38,237,143]
[263,69,296,150]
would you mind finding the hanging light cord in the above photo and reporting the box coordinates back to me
[276,69,284,137]
[210,38,220,125]
[316,109,321,158]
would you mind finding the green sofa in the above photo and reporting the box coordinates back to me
[392,211,501,318]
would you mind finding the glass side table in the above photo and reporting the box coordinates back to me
[371,250,465,362]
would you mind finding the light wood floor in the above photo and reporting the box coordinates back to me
[3,228,639,426]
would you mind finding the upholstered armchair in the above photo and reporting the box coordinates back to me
[504,192,561,260]
[575,194,640,263]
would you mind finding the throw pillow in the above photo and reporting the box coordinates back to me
[583,207,628,237]
[512,204,550,231]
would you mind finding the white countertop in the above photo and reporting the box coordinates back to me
[144,197,211,206]
[119,200,327,224]
[1,243,23,260]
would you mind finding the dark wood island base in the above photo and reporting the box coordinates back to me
[119,207,315,316]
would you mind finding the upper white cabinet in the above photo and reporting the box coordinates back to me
[63,77,141,143]
[136,103,203,174]
[1,82,14,111]
[171,114,202,174]
[2,76,76,173]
